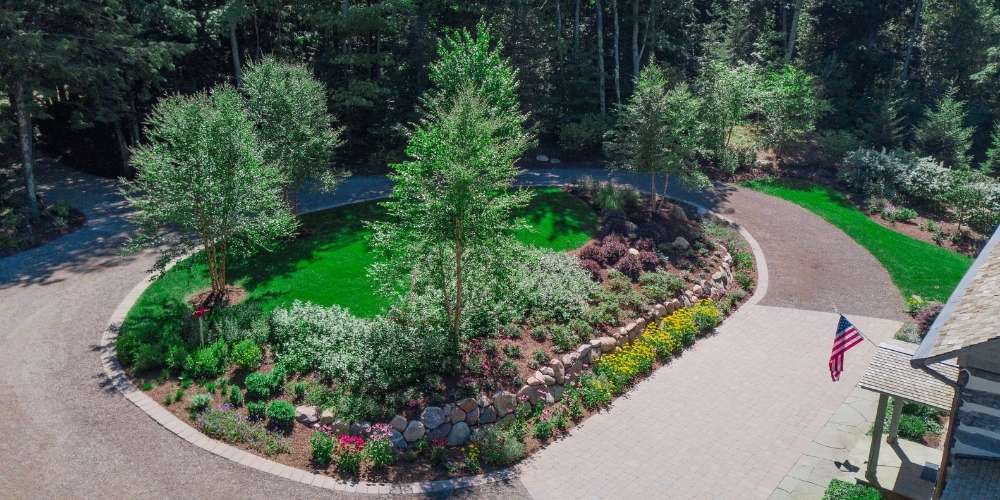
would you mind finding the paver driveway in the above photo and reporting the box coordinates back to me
[0,164,904,499]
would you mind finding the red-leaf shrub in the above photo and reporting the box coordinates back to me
[579,258,603,280]
[635,238,655,251]
[638,250,659,271]
[615,253,642,280]
[579,243,603,262]
[600,239,627,266]
[915,303,943,333]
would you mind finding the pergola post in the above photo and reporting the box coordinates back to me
[867,393,889,483]
[887,397,903,444]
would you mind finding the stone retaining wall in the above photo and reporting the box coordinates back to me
[295,247,737,449]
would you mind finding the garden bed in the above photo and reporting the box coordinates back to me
[119,182,759,482]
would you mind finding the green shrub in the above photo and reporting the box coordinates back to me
[230,339,262,371]
[822,479,882,500]
[503,344,522,359]
[189,393,212,414]
[559,113,608,154]
[691,300,721,333]
[310,431,334,466]
[897,414,929,440]
[550,324,578,352]
[562,388,585,420]
[639,270,685,302]
[196,408,288,456]
[476,424,526,465]
[533,419,554,441]
[246,401,266,420]
[578,374,614,409]
[184,340,228,380]
[735,271,753,291]
[244,372,273,401]
[228,385,244,407]
[732,250,753,272]
[266,400,296,429]
[292,381,307,401]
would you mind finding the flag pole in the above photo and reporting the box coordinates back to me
[832,304,878,347]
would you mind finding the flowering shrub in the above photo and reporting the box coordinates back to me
[691,300,722,334]
[365,423,396,469]
[660,307,699,347]
[337,434,365,474]
[310,431,334,466]
[639,321,682,360]
[594,339,655,391]
[463,444,482,472]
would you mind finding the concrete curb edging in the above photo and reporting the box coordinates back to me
[99,188,769,495]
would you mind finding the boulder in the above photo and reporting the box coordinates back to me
[479,405,497,424]
[403,420,425,442]
[447,422,472,446]
[465,406,480,425]
[295,406,319,426]
[449,405,466,424]
[328,420,349,435]
[549,359,565,384]
[421,406,446,430]
[628,248,639,256]
[517,384,541,404]
[428,422,452,440]
[595,336,617,353]
[712,271,725,282]
[527,375,545,387]
[319,409,336,425]
[457,398,477,413]
[390,415,408,433]
[494,392,516,416]
[390,429,408,450]
[692,285,703,296]
[349,422,370,435]
[477,394,492,408]
[671,204,688,222]
[536,154,549,162]
[550,157,561,164]
[576,344,593,364]
[549,385,565,402]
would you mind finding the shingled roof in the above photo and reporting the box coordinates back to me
[912,226,1000,365]
[860,340,957,410]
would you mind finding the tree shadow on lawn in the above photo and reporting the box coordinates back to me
[514,188,599,249]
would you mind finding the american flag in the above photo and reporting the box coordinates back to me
[829,315,864,382]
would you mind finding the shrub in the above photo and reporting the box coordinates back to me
[578,258,603,280]
[292,381,307,401]
[228,385,244,407]
[197,408,288,455]
[230,339,263,371]
[637,250,659,271]
[897,414,929,441]
[578,374,614,409]
[735,271,753,291]
[661,307,699,347]
[550,324,578,352]
[365,424,396,469]
[615,253,642,281]
[559,113,608,154]
[639,270,684,302]
[578,243,602,262]
[270,301,448,394]
[246,401,266,420]
[817,129,861,164]
[214,302,270,345]
[503,344,522,359]
[914,303,943,333]
[476,424,526,465]
[691,300,721,334]
[513,248,599,323]
[732,250,753,272]
[897,156,952,207]
[244,372,274,401]
[184,340,228,380]
[595,337,656,391]
[884,206,917,223]
[189,393,212,414]
[336,435,365,474]
[839,148,909,201]
[822,479,882,500]
[310,431,334,466]
[533,419,554,441]
[600,239,627,266]
[266,400,296,429]
[640,321,682,360]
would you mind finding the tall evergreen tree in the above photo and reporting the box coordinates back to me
[914,88,975,169]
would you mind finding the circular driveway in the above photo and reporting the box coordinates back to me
[0,164,903,498]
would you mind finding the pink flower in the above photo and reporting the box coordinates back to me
[337,434,365,452]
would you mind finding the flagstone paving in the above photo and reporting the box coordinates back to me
[1,164,905,499]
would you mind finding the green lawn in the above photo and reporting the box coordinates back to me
[746,178,971,302]
[121,187,598,340]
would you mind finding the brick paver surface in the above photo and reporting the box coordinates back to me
[518,305,901,500]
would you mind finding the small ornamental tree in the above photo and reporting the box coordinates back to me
[756,65,822,151]
[697,60,762,159]
[123,86,296,300]
[914,88,974,170]
[369,25,533,360]
[241,57,346,204]
[608,61,707,209]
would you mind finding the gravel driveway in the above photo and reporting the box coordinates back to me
[0,163,903,499]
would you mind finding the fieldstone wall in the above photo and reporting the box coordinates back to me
[295,247,737,448]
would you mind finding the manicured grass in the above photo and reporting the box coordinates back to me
[746,178,971,302]
[122,187,599,339]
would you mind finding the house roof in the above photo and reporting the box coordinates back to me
[941,458,1000,500]
[912,226,1000,365]
[860,340,957,410]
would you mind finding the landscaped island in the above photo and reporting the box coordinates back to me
[116,181,757,481]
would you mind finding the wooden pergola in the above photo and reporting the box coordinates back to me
[857,341,958,483]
